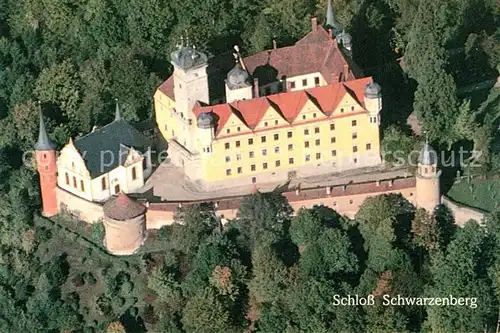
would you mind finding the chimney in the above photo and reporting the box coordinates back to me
[253,78,259,98]
[331,72,339,83]
[343,63,349,81]
[272,39,277,49]
[311,17,318,31]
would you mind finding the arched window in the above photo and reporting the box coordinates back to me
[65,173,69,185]
[73,176,77,188]
[80,180,85,192]
[132,167,137,180]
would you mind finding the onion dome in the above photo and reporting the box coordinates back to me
[419,142,437,165]
[226,63,251,90]
[364,81,382,99]
[35,106,57,151]
[170,44,208,71]
[197,112,215,129]
[103,193,146,221]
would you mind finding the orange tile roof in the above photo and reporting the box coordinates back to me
[193,77,373,136]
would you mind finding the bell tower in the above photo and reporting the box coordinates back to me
[34,104,58,217]
[416,138,441,213]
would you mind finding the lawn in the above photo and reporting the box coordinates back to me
[446,178,500,212]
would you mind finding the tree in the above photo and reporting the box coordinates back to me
[381,125,416,165]
[107,321,126,333]
[181,288,232,333]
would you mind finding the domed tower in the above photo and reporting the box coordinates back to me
[416,140,441,213]
[196,112,215,155]
[34,105,58,217]
[102,193,147,255]
[364,81,382,126]
[226,46,253,102]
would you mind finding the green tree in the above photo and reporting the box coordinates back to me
[181,288,232,333]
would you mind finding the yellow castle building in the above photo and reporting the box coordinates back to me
[154,14,383,190]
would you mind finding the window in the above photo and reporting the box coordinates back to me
[302,79,307,87]
[100,177,108,191]
[314,77,320,86]
[249,151,255,158]
[248,138,254,145]
[316,153,321,160]
[305,141,310,148]
[164,124,168,131]
[143,157,148,171]
[353,146,358,153]
[274,119,278,125]
[251,164,256,171]
[235,140,241,147]
[237,167,242,174]
[349,199,354,204]
[331,150,337,157]
[225,156,231,162]
[274,147,280,153]
[276,160,281,167]
[340,108,344,113]
[236,153,242,160]
[287,131,293,138]
[225,142,230,149]
[351,106,355,111]
[315,139,320,146]
[290,81,296,89]
[289,157,294,164]
[352,133,357,140]
[305,154,311,161]
[226,128,230,134]
[261,136,266,143]
[330,123,335,131]
[262,149,267,156]
[304,129,309,135]
[313,113,317,118]
[366,143,372,150]
[115,184,120,194]
[65,173,69,185]
[264,121,268,127]
[80,180,85,192]
[354,158,358,164]
[288,144,293,151]
[73,177,77,188]
[331,137,336,143]
[302,114,306,120]
[314,127,320,134]
[263,163,268,170]
[132,167,137,180]
[252,177,257,184]
[237,126,241,132]
[226,169,232,176]
[274,133,279,141]
[352,120,357,127]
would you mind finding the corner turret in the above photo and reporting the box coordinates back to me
[196,112,215,155]
[416,138,441,213]
[364,80,382,125]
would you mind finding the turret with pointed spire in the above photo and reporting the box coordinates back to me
[34,102,59,217]
[35,102,56,151]
[114,99,122,121]
[326,0,342,36]
[416,133,441,213]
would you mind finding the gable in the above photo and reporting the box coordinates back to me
[291,97,326,124]
[218,112,249,136]
[332,89,363,115]
[57,141,91,178]
[253,104,288,130]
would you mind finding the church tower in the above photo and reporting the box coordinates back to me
[34,105,58,217]
[416,139,441,213]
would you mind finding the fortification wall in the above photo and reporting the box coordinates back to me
[441,196,486,226]
[103,215,146,255]
[56,187,104,223]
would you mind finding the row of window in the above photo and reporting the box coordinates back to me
[224,115,357,135]
[64,167,138,193]
[224,142,372,163]
[289,76,321,89]
[65,173,86,192]
[224,123,355,150]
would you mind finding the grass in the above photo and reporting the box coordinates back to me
[446,178,500,212]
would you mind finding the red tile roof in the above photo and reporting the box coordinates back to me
[103,193,147,221]
[157,76,174,100]
[193,77,373,135]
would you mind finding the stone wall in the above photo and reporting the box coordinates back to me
[441,195,486,226]
[56,187,104,223]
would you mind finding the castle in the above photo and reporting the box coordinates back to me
[33,3,454,256]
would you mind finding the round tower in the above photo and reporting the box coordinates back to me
[35,105,58,217]
[416,141,441,213]
[364,81,382,126]
[102,193,147,255]
[196,112,215,155]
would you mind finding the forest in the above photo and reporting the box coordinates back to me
[0,0,498,331]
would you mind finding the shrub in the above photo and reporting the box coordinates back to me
[84,272,97,285]
[121,281,134,294]
[72,274,85,287]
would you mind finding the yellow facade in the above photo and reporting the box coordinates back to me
[155,81,381,185]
